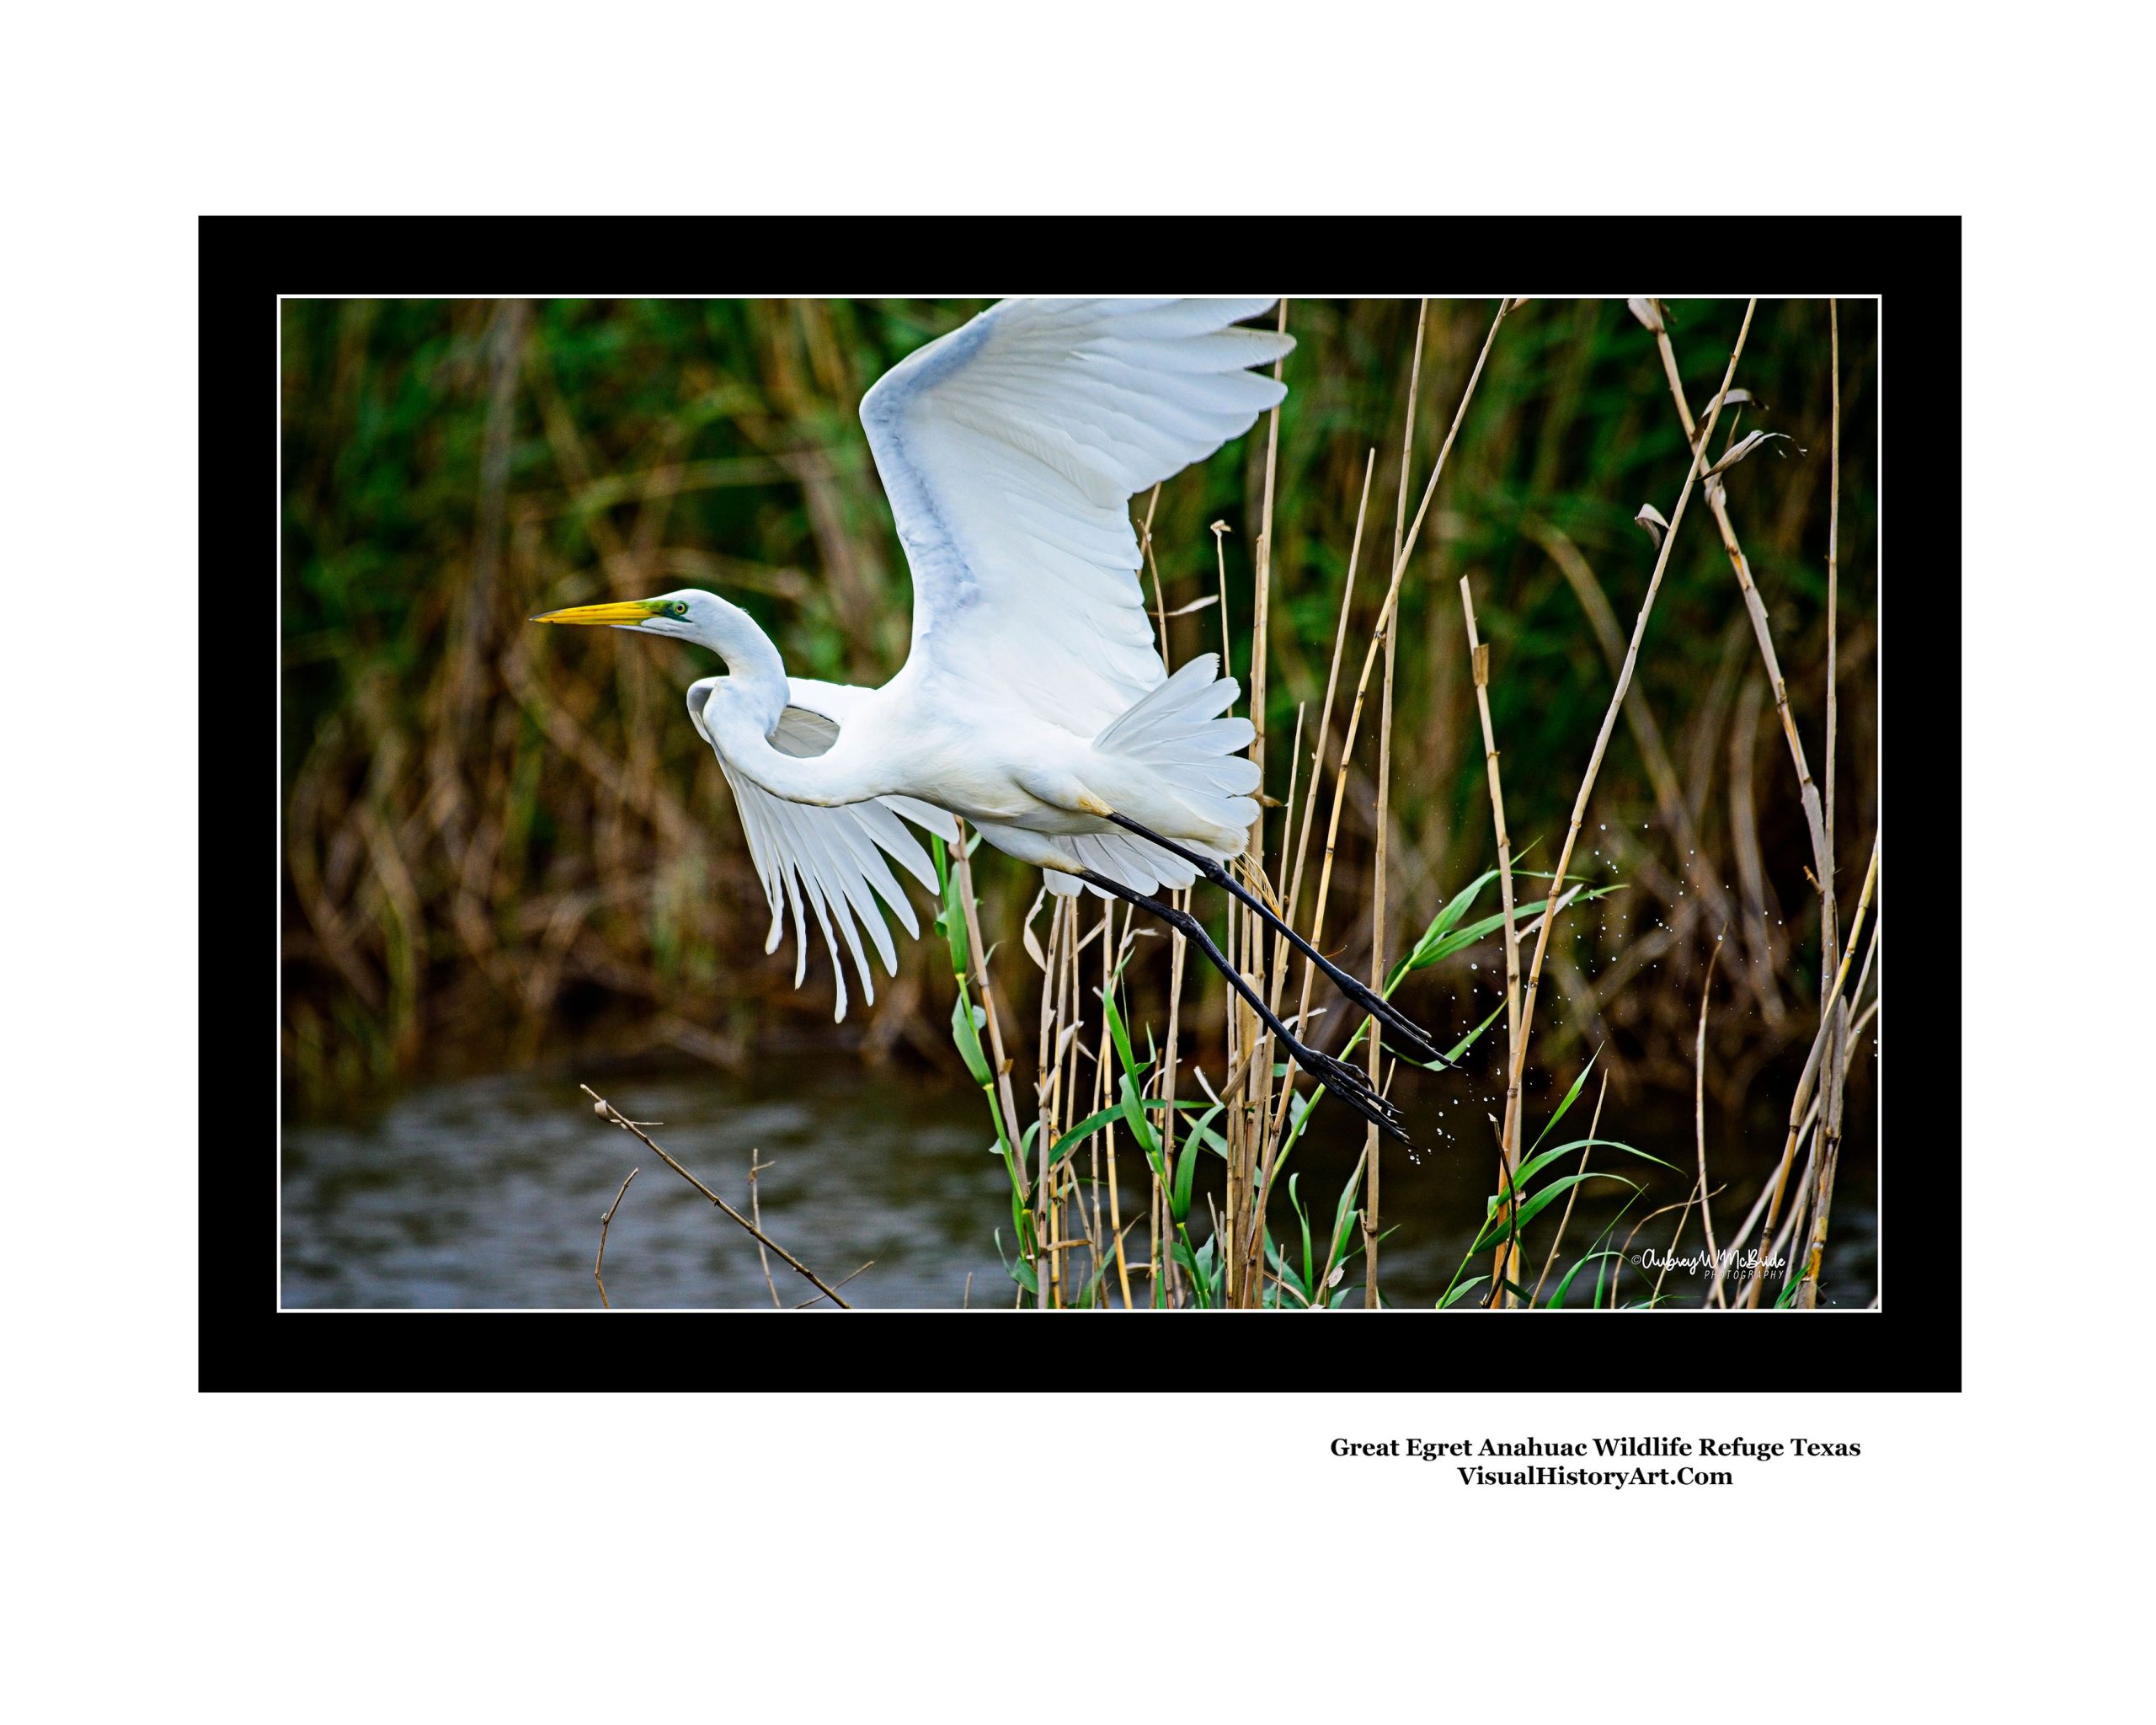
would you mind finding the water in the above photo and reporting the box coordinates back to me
[282,1060,1878,1309]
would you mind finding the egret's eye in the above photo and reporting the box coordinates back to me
[672,602,688,616]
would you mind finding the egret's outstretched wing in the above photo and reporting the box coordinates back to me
[861,297,1294,733]
[688,681,958,1021]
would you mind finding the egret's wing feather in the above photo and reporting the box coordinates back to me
[878,794,962,843]
[689,684,951,1020]
[861,297,1293,732]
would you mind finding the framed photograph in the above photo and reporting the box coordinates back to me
[231,219,1949,1391]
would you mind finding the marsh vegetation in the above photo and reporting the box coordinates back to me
[280,296,1878,1309]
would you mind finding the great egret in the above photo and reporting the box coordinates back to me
[534,296,1442,1141]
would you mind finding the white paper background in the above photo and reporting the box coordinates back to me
[6,2,2140,1714]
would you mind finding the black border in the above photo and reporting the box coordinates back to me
[227,216,1957,1392]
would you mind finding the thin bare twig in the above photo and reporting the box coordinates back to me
[749,1152,781,1308]
[594,1167,638,1310]
[793,1261,876,1309]
[580,1084,853,1309]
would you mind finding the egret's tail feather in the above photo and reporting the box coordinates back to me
[1093,653,1262,844]
[1041,830,1201,899]
[1046,654,1260,899]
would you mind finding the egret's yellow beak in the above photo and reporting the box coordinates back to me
[529,600,663,627]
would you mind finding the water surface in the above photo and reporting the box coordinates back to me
[282,1061,1877,1310]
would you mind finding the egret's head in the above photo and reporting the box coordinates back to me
[529,589,720,642]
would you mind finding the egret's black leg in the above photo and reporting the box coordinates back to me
[1075,870,1411,1147]
[1102,813,1454,1070]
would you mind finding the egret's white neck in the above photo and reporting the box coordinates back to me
[688,597,790,729]
[689,598,878,809]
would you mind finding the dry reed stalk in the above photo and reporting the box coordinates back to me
[1295,301,1510,1147]
[1247,299,1286,780]
[1460,576,1524,1306]
[1223,302,1289,1309]
[1141,484,1169,665]
[1051,898,1090,1308]
[1213,521,1235,697]
[1157,888,1188,1307]
[1235,705,1308,1299]
[1235,307,1507,1304]
[1694,937,1726,1306]
[1728,301,1857,1308]
[1505,302,1759,1189]
[1272,702,1307,1012]
[1652,312,1840,1050]
[1035,892,1062,1124]
[954,827,1028,1180]
[1826,301,1842,935]
[1264,456,1379,1164]
[1715,1150,1784,1302]
[1520,515,1741,941]
[1101,901,1134,1308]
[1801,306,1851,1309]
[1086,901,1114,1290]
[1742,1004,1880,1284]
[1031,896,1068,1309]
[1362,300,1425,1311]
[1207,519,1255,1299]
[1282,451,1376,953]
[1364,614,1396,1309]
[1767,1169,1811,1284]
[1145,531,1188,1308]
[1712,913,1877,1303]
[1845,918,1879,1033]
[1731,830,1878,1306]
[1726,676,1786,1022]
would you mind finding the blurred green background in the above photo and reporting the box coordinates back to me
[281,297,1875,1134]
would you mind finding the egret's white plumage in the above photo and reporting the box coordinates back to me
[536,296,1292,1019]
[862,295,1290,734]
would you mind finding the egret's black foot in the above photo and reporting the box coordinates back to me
[1297,970,1455,1072]
[1303,966,1452,1070]
[1066,861,1422,1148]
[1298,1047,1412,1147]
[1366,1001,1448,1069]
[1097,812,1457,1071]
[1322,971,1450,1071]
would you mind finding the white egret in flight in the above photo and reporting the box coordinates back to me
[534,297,1444,1141]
